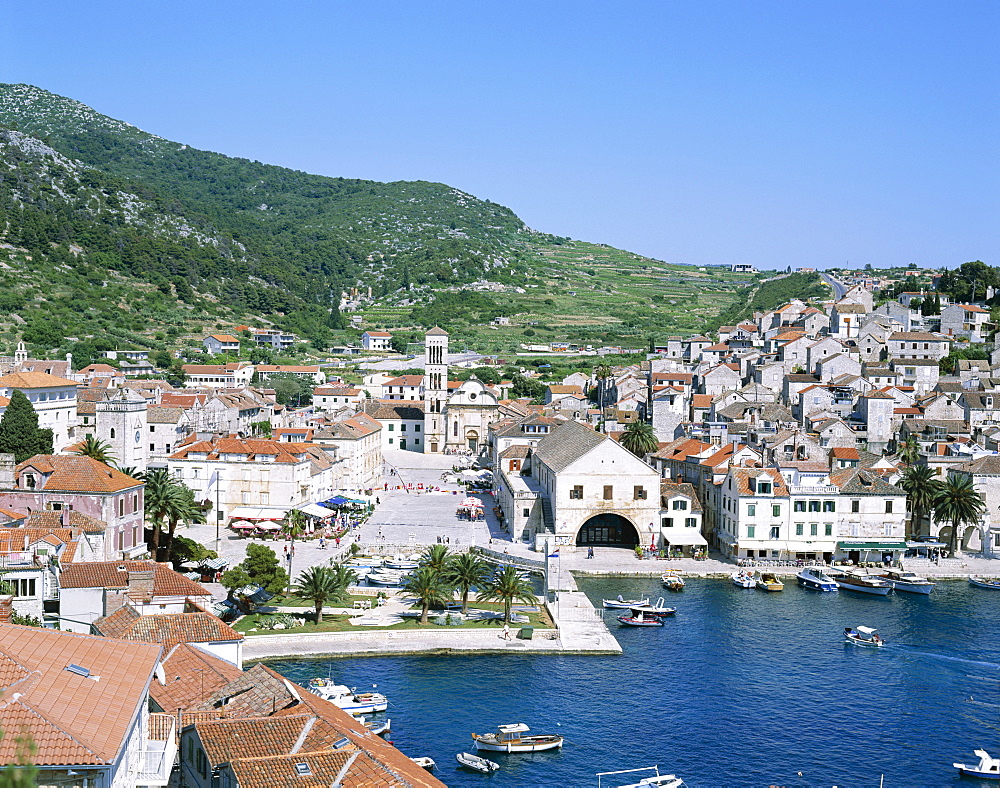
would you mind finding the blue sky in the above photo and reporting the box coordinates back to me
[4,2,997,269]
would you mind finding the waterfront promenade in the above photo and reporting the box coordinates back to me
[184,448,998,661]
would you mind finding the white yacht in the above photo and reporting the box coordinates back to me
[834,569,891,596]
[306,679,388,714]
[881,569,935,595]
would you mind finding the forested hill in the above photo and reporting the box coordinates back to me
[0,83,541,312]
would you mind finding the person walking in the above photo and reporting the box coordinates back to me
[587,546,594,560]
[501,623,511,641]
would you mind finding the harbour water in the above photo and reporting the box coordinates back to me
[267,577,999,787]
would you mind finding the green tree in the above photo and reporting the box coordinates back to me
[897,436,921,465]
[70,435,117,465]
[899,465,942,539]
[620,421,658,458]
[0,389,52,463]
[420,543,451,573]
[933,474,986,555]
[220,566,252,612]
[594,364,613,408]
[240,543,289,595]
[169,534,217,569]
[445,552,492,614]
[292,564,354,624]
[160,484,207,563]
[281,509,308,593]
[141,468,182,558]
[402,566,453,624]
[477,565,537,624]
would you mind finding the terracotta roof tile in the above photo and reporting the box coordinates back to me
[16,455,142,494]
[0,371,79,388]
[0,624,160,765]
[150,643,244,714]
[60,561,209,597]
[94,609,242,650]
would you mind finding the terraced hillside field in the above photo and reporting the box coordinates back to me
[358,239,761,353]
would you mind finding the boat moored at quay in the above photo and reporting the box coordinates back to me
[833,569,891,595]
[796,566,839,591]
[880,569,935,594]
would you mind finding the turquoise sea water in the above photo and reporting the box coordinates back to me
[267,578,999,787]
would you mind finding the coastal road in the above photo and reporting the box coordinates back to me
[822,272,847,300]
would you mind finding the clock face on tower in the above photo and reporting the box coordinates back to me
[135,431,141,444]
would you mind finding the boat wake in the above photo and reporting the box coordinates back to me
[895,646,1000,670]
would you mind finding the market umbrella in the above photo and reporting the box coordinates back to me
[230,521,255,529]
[257,522,282,531]
[326,496,349,506]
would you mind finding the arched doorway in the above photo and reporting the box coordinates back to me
[465,429,479,452]
[576,513,639,547]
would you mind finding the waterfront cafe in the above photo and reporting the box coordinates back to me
[659,524,708,557]
[835,539,908,566]
[227,506,290,537]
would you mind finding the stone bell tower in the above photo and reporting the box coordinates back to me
[423,327,449,453]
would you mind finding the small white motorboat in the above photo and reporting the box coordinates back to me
[953,748,1000,780]
[796,566,839,592]
[844,625,885,648]
[307,679,389,713]
[628,598,676,617]
[617,612,665,628]
[835,569,891,596]
[457,751,500,773]
[472,722,564,752]
[969,576,1000,590]
[881,569,934,595]
[410,756,436,770]
[597,766,687,788]
[661,572,685,591]
[731,569,755,588]
[364,717,391,736]
[603,596,650,610]
[367,570,407,586]
[384,557,420,570]
[753,571,784,592]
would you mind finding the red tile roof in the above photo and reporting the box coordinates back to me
[17,455,142,494]
[59,560,209,597]
[0,624,160,765]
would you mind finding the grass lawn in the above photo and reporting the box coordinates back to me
[238,600,553,636]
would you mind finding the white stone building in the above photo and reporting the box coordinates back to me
[0,370,80,451]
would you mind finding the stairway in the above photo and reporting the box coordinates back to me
[541,498,555,534]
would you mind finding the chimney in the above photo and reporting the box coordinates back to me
[127,567,156,598]
[61,507,69,527]
[0,595,13,624]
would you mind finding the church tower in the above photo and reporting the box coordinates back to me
[96,389,149,471]
[423,327,449,453]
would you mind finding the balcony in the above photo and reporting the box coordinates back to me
[788,484,840,495]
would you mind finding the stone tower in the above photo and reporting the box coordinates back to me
[96,389,149,471]
[423,327,449,454]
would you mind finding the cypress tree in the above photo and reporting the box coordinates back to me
[0,389,51,463]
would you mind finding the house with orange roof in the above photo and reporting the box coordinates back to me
[0,622,172,787]
[361,329,393,352]
[167,436,340,526]
[381,374,424,401]
[313,385,363,411]
[182,363,254,389]
[59,559,213,635]
[203,334,242,355]
[0,370,80,451]
[254,364,325,385]
[2,455,145,561]
[311,413,382,490]
[940,302,994,342]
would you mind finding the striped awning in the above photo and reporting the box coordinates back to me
[837,541,907,551]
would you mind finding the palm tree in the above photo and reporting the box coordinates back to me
[325,561,359,593]
[71,435,116,465]
[421,543,451,573]
[141,468,179,558]
[403,566,453,624]
[897,436,921,465]
[477,565,538,624]
[446,552,492,614]
[933,474,986,555]
[160,484,206,564]
[899,465,942,539]
[620,421,658,458]
[594,364,613,409]
[281,509,308,593]
[293,565,353,624]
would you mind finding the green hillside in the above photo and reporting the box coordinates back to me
[0,83,824,362]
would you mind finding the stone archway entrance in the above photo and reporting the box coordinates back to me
[576,513,639,547]
[465,430,479,452]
